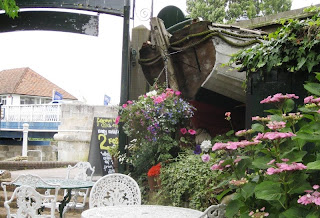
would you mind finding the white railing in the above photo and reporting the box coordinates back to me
[1,104,61,122]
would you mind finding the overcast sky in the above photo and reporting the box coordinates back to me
[0,0,318,105]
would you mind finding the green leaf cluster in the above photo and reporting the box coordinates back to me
[230,8,320,77]
[186,0,291,24]
[0,0,19,18]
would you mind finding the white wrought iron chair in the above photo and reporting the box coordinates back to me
[1,174,60,218]
[89,173,141,208]
[198,204,226,218]
[62,162,95,215]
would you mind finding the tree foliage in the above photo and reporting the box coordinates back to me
[0,0,19,18]
[186,0,292,23]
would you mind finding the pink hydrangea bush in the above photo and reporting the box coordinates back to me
[202,93,320,217]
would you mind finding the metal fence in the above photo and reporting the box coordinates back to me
[1,104,61,122]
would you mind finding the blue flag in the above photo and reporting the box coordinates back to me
[104,95,111,105]
[53,91,63,101]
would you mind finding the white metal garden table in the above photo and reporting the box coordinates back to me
[81,205,202,218]
[14,178,94,218]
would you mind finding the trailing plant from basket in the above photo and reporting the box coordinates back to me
[200,89,320,217]
[229,7,320,79]
[117,85,196,176]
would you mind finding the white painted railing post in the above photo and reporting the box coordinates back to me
[22,123,29,157]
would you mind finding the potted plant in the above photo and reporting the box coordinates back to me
[147,163,161,192]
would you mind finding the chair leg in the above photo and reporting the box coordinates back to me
[62,205,69,218]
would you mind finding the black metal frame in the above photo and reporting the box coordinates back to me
[15,0,124,16]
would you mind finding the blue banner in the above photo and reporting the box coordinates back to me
[104,95,111,105]
[53,91,63,101]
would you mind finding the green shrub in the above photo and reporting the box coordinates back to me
[158,152,227,211]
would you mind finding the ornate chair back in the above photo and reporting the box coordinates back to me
[1,174,60,218]
[1,174,60,202]
[66,162,95,181]
[198,204,226,218]
[89,173,141,208]
[62,162,95,214]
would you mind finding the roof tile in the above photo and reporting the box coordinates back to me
[0,67,77,100]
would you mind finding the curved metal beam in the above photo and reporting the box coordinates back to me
[0,11,99,36]
[15,0,124,16]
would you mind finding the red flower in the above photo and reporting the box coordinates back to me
[147,163,161,177]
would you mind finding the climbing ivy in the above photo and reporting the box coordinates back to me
[230,6,320,77]
[0,0,19,18]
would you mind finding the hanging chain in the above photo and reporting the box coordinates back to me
[163,53,169,88]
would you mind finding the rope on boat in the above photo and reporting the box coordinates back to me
[138,29,263,65]
[171,32,262,51]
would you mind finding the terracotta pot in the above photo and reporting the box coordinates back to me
[112,157,119,173]
[148,175,161,191]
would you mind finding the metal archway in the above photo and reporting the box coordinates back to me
[0,0,130,172]
[0,0,125,36]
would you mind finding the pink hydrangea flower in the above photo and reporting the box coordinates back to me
[304,96,314,104]
[266,161,306,175]
[314,197,320,205]
[267,159,275,165]
[212,140,261,151]
[254,132,296,140]
[298,185,320,206]
[235,129,253,137]
[127,100,133,104]
[298,194,314,205]
[266,121,286,130]
[252,115,272,122]
[210,160,225,171]
[122,104,128,108]
[260,93,299,104]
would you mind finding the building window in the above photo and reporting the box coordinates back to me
[0,96,6,105]
[42,98,51,104]
[20,97,35,105]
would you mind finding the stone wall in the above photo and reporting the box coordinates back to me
[54,104,119,162]
[233,5,320,33]
[0,142,57,161]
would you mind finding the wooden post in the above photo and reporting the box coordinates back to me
[150,17,179,90]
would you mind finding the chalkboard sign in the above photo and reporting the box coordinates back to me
[88,117,119,176]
